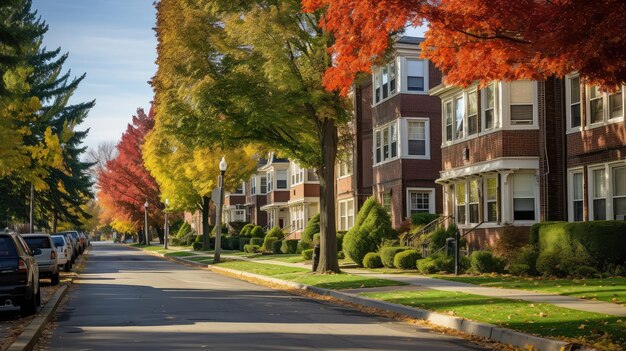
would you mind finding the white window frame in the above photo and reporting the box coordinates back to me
[291,163,304,186]
[454,182,467,225]
[337,151,353,178]
[401,117,430,159]
[402,57,429,95]
[481,82,499,131]
[585,85,625,129]
[612,165,626,220]
[565,74,582,133]
[405,188,435,218]
[484,176,498,223]
[337,198,355,231]
[276,170,288,189]
[466,89,479,136]
[266,171,273,192]
[505,80,538,128]
[250,177,257,195]
[567,168,584,222]
[372,59,399,105]
[260,175,267,194]
[373,120,400,166]
[510,172,538,223]
[589,166,607,221]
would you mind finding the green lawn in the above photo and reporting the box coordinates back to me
[435,275,626,305]
[187,256,214,263]
[214,261,407,290]
[164,251,196,258]
[363,289,626,348]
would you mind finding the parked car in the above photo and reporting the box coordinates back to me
[51,234,72,272]
[0,232,41,316]
[56,231,80,261]
[21,234,60,285]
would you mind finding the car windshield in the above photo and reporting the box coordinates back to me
[52,236,65,247]
[0,236,18,257]
[23,237,52,249]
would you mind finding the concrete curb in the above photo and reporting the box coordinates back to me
[6,285,69,351]
[130,246,587,351]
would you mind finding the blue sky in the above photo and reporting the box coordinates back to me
[32,0,157,150]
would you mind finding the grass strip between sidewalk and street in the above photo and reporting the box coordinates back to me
[361,289,626,350]
[434,275,626,305]
[213,261,408,290]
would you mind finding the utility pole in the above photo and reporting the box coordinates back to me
[29,184,34,233]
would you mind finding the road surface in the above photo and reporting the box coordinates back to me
[40,242,487,350]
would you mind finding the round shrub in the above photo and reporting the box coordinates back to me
[313,233,320,245]
[239,223,255,237]
[508,263,531,276]
[417,258,437,274]
[393,249,421,269]
[362,252,383,268]
[536,250,561,276]
[343,197,396,267]
[302,249,314,260]
[271,240,282,254]
[192,242,203,251]
[244,244,261,253]
[265,226,284,240]
[510,244,539,274]
[379,246,411,268]
[470,251,504,273]
[302,214,320,243]
[280,239,299,254]
[297,240,312,253]
[250,226,265,238]
[575,265,599,278]
[431,253,455,273]
[262,237,277,252]
[250,237,263,246]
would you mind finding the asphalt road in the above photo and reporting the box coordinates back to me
[41,242,487,350]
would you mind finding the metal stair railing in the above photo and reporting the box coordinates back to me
[404,215,453,247]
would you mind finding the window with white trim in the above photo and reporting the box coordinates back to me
[571,171,583,221]
[290,205,304,231]
[408,190,431,214]
[455,182,466,224]
[266,172,273,192]
[291,163,304,185]
[512,173,535,221]
[592,168,606,220]
[482,83,497,130]
[467,90,478,135]
[567,76,581,129]
[260,176,267,194]
[337,151,353,178]
[232,209,246,222]
[468,179,480,223]
[509,81,534,125]
[454,95,464,139]
[373,60,397,104]
[589,86,604,124]
[382,192,392,214]
[444,100,453,141]
[585,85,625,127]
[407,59,425,92]
[613,166,626,220]
[276,170,288,189]
[485,177,498,222]
[609,89,624,120]
[250,177,256,195]
[373,122,398,164]
[407,120,426,156]
[338,199,355,231]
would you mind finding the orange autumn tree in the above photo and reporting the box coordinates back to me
[304,0,626,93]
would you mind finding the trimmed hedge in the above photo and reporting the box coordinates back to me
[393,249,421,269]
[271,240,283,254]
[250,237,263,246]
[265,226,284,240]
[244,244,261,253]
[281,239,299,254]
[531,221,626,273]
[411,213,439,226]
[302,214,320,244]
[297,240,312,253]
[379,246,411,268]
[192,242,203,251]
[239,237,251,251]
[470,251,504,273]
[221,237,240,251]
[343,197,396,267]
[239,223,255,237]
[302,249,314,260]
[262,237,278,252]
[363,252,383,268]
[250,226,265,238]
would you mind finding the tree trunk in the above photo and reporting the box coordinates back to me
[316,118,340,273]
[156,227,164,244]
[201,196,210,249]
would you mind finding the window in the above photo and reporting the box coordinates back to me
[276,170,288,189]
[509,81,533,125]
[408,191,431,214]
[467,91,478,135]
[482,83,496,130]
[307,169,319,182]
[233,209,246,222]
[613,166,626,220]
[407,121,426,156]
[233,182,244,194]
[291,163,304,185]
[485,177,498,222]
[373,61,397,104]
[445,101,453,141]
[454,95,464,139]
[569,76,581,128]
[338,199,355,231]
[382,192,392,214]
[610,89,624,120]
[250,177,256,195]
[589,86,604,124]
[267,172,273,192]
[592,168,606,220]
[455,182,466,224]
[338,152,353,177]
[407,59,425,91]
[469,180,480,223]
[512,173,535,221]
[374,123,398,164]
[260,176,267,194]
[572,172,583,221]
[290,205,305,230]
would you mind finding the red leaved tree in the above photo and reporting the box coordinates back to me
[304,0,626,93]
[97,106,164,244]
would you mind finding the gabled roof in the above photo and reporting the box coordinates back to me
[396,36,424,45]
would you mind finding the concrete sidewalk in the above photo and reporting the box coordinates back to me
[214,254,626,317]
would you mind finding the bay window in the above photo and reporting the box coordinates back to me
[467,90,478,135]
[468,180,479,223]
[250,177,256,195]
[407,59,425,92]
[373,122,398,164]
[454,95,464,139]
[445,101,453,141]
[512,173,536,221]
[509,81,534,125]
[482,83,496,130]
[291,163,304,185]
[456,182,466,224]
[260,175,267,194]
[485,177,498,222]
[589,86,604,124]
[592,168,606,220]
[407,120,426,156]
[267,172,273,192]
[276,170,288,189]
[373,60,397,104]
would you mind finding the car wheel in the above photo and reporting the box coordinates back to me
[51,272,60,286]
[64,261,71,272]
[20,289,37,316]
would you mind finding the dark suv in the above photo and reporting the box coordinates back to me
[0,233,41,316]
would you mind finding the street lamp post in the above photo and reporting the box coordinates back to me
[164,199,169,249]
[213,156,227,263]
[144,201,149,245]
